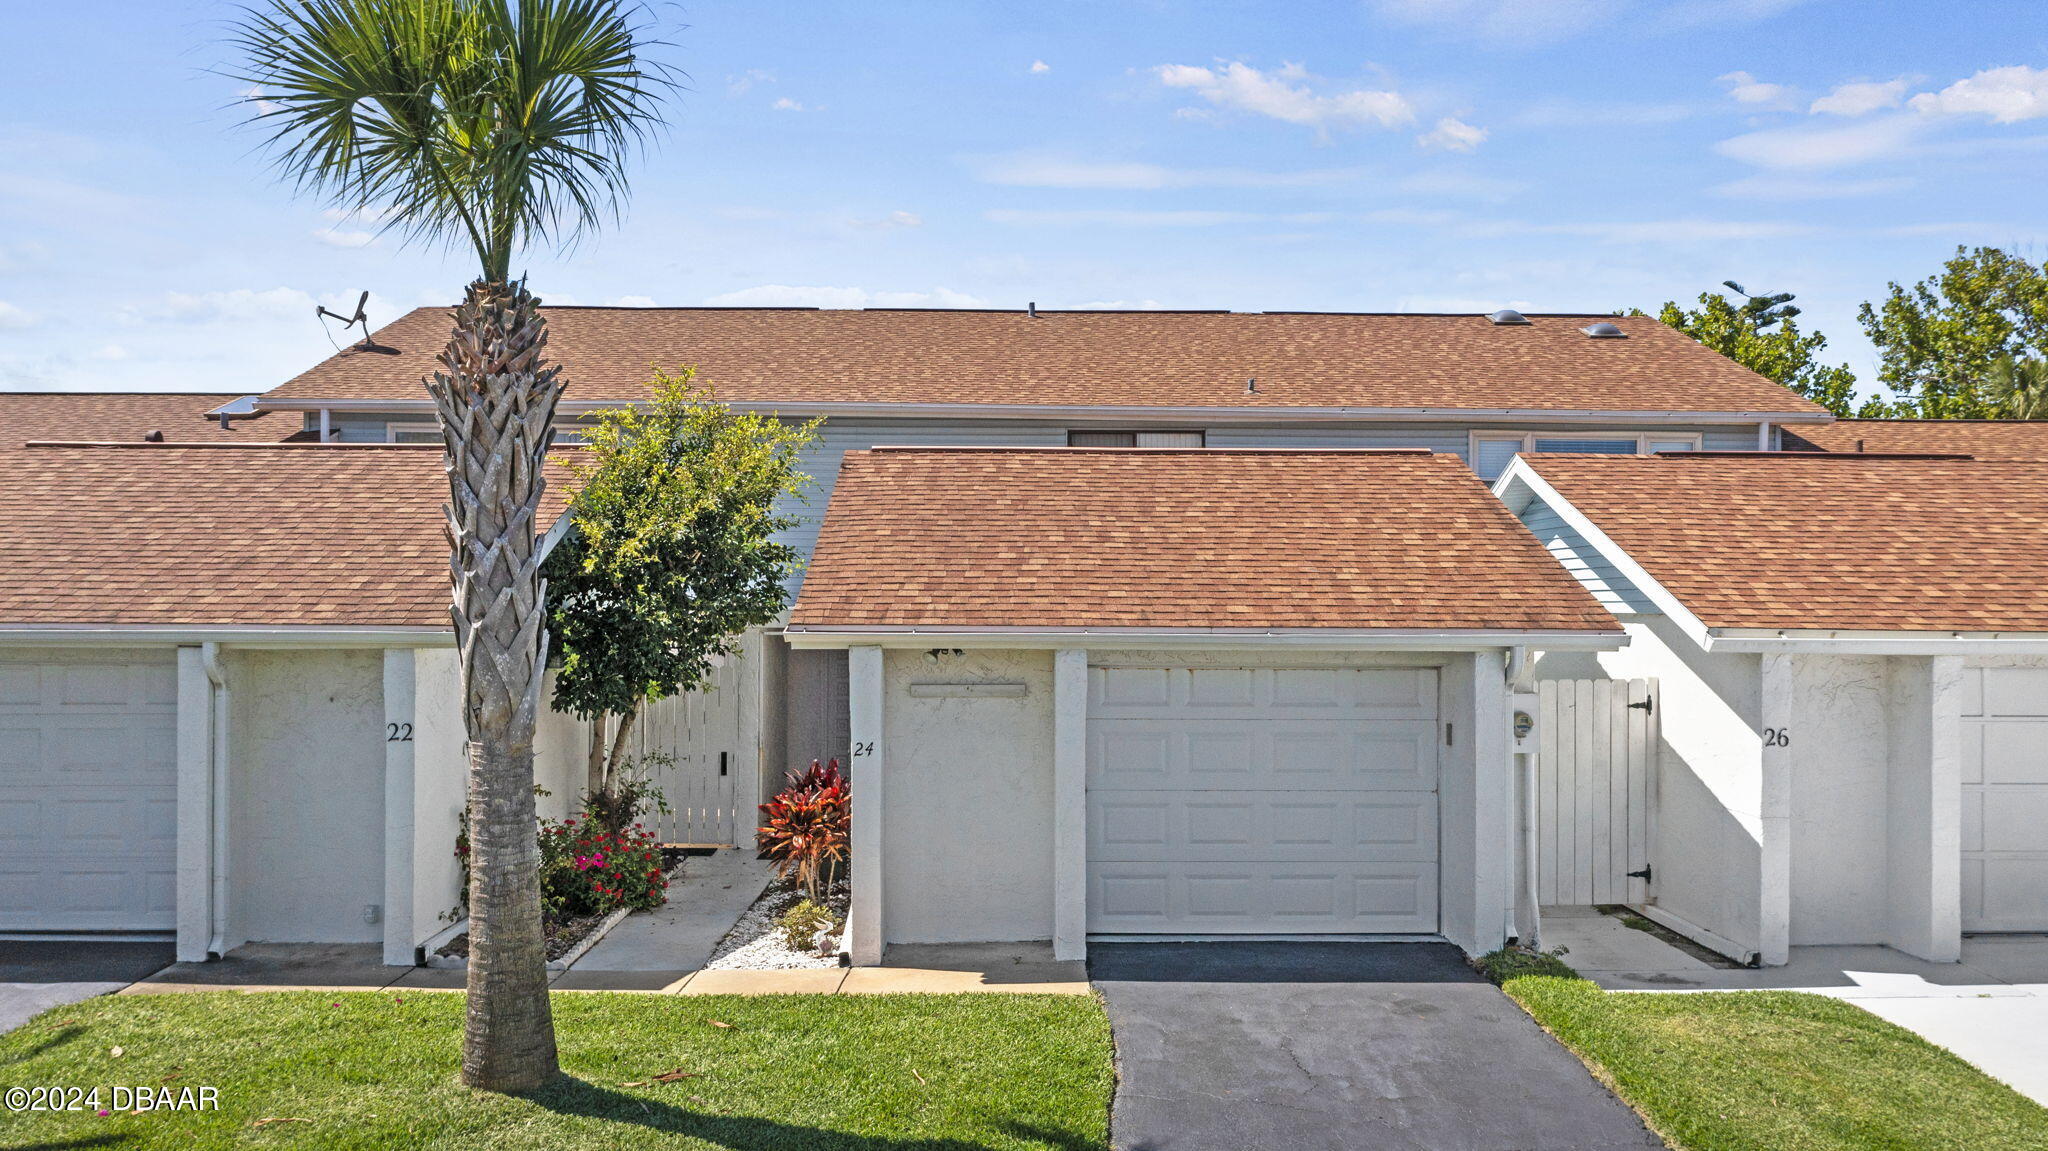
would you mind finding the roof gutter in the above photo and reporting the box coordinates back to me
[0,626,455,648]
[781,626,1627,652]
[254,396,1836,426]
[1704,631,2048,655]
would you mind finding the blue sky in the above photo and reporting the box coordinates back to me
[3,0,2046,399]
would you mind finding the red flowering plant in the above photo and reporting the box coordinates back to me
[538,814,667,918]
[757,757,850,900]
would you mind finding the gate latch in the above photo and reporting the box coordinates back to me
[1628,697,1654,716]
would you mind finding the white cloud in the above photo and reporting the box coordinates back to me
[0,301,35,330]
[967,153,1361,190]
[984,208,1334,228]
[1716,114,1922,170]
[1811,78,1912,117]
[1719,71,1796,107]
[1417,116,1488,152]
[848,210,923,230]
[701,285,992,309]
[1154,61,1414,132]
[771,97,805,112]
[1910,65,2048,123]
[1711,174,1911,200]
[1029,60,1051,74]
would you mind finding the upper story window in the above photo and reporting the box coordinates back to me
[1068,430,1206,448]
[387,421,594,445]
[1471,431,1703,481]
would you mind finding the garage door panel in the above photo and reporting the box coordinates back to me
[1088,664,1440,936]
[0,651,178,931]
[1089,792,1437,862]
[1964,667,2048,932]
[1978,721,2048,784]
[1088,862,1437,934]
[1091,667,1436,721]
[1089,722,1437,792]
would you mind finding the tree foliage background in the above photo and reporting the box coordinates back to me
[545,370,818,789]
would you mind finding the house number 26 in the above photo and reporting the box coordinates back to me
[1763,728,1791,748]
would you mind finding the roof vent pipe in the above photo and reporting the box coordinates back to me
[1580,321,1626,338]
[1246,377,1258,394]
[1489,309,1531,325]
[1027,301,1037,318]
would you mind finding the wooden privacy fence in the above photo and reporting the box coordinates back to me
[628,669,751,849]
[1535,678,1658,907]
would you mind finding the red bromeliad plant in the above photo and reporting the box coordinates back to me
[758,758,850,900]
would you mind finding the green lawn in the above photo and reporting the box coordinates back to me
[1505,975,2048,1151]
[0,990,1112,1150]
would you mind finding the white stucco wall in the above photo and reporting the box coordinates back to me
[409,648,468,943]
[533,670,592,823]
[228,649,386,944]
[1537,615,1765,959]
[1787,655,1890,944]
[881,648,1056,945]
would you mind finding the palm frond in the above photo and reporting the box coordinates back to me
[229,0,673,280]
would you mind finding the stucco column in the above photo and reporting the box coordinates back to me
[1886,655,1964,962]
[1470,650,1513,955]
[382,649,418,966]
[1052,648,1088,961]
[847,645,885,965]
[1758,652,1795,966]
[173,646,213,963]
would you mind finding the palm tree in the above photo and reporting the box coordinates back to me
[1987,355,2048,419]
[230,0,669,1092]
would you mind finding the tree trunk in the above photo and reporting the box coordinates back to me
[429,279,563,1093]
[586,715,608,798]
[605,703,639,788]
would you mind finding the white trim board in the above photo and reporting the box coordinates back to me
[782,627,1627,652]
[258,396,1836,425]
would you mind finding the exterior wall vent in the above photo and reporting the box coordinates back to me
[1580,322,1627,338]
[1488,309,1531,325]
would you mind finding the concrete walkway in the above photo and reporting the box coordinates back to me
[1544,907,2048,1105]
[550,849,777,990]
[0,941,173,1032]
[1089,941,1662,1151]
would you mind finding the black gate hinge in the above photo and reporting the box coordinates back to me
[1627,866,1653,883]
[1628,697,1654,715]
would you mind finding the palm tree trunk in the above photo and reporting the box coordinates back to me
[429,279,562,1093]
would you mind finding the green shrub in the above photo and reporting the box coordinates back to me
[778,898,843,953]
[1476,944,1578,985]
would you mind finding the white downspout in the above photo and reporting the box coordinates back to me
[201,642,230,957]
[1506,646,1541,951]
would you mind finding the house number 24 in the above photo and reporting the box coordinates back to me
[1763,728,1791,748]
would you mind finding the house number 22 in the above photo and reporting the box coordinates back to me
[1763,728,1791,748]
[386,723,414,742]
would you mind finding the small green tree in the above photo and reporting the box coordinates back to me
[545,370,818,801]
[1858,246,2048,418]
[1633,291,1876,418]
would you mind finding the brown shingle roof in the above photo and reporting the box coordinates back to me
[259,307,1827,416]
[1786,418,2048,460]
[0,444,569,629]
[0,392,306,448]
[788,448,1620,634]
[1520,453,2048,633]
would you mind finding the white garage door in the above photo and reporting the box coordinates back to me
[1086,666,1440,935]
[1963,666,2048,932]
[0,651,178,932]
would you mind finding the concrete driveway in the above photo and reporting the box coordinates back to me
[1090,941,1661,1151]
[0,940,173,1033]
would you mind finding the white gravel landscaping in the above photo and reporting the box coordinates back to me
[703,874,850,970]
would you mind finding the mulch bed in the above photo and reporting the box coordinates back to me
[436,908,611,963]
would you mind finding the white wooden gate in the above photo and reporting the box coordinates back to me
[626,634,763,848]
[1536,678,1658,906]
